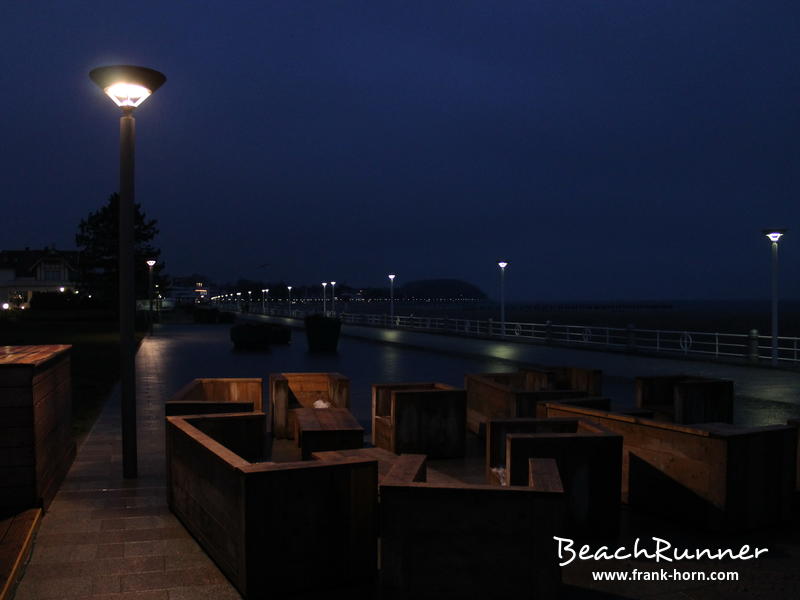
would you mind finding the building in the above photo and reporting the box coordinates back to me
[0,248,81,308]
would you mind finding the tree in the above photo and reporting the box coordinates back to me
[75,193,163,307]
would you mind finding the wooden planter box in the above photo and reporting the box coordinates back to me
[485,418,581,485]
[504,421,623,537]
[540,401,797,531]
[520,366,603,396]
[166,412,378,598]
[635,375,734,424]
[269,372,350,439]
[464,371,589,436]
[372,382,466,458]
[165,378,263,416]
[0,345,76,512]
[379,472,563,599]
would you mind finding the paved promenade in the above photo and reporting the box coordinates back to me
[13,331,242,600]
[12,321,800,599]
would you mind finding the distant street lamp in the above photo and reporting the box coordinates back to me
[763,229,787,366]
[261,288,267,314]
[330,282,336,314]
[146,260,156,332]
[236,291,242,311]
[287,286,292,313]
[90,64,166,479]
[388,274,396,324]
[322,282,328,314]
[498,261,508,336]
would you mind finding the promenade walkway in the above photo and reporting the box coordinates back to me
[12,321,800,599]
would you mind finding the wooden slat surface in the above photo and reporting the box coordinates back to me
[0,346,71,368]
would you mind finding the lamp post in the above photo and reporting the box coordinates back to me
[763,229,787,366]
[236,291,241,311]
[90,65,166,479]
[388,274,396,325]
[322,282,328,314]
[330,281,336,314]
[261,289,266,314]
[498,261,508,336]
[287,286,292,314]
[146,260,156,331]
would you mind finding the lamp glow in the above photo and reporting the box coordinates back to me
[105,83,151,107]
[2,303,9,310]
[498,261,508,269]
[146,259,156,267]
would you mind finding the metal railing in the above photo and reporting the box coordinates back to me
[218,302,800,366]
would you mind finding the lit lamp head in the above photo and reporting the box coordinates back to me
[287,286,292,291]
[330,281,336,286]
[763,229,787,243]
[388,274,396,281]
[89,65,166,110]
[498,261,508,269]
[146,260,156,267]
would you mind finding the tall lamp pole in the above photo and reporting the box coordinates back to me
[261,289,266,314]
[90,65,166,479]
[322,282,328,314]
[498,261,508,336]
[287,286,292,314]
[763,230,787,366]
[146,260,156,331]
[388,274,396,325]
[330,281,336,314]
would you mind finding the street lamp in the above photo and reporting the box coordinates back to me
[261,288,267,314]
[146,260,156,332]
[388,274,396,324]
[330,282,336,314]
[322,282,328,314]
[763,229,787,366]
[287,286,292,313]
[498,261,508,336]
[90,64,166,479]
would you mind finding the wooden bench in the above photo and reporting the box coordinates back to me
[293,407,364,460]
[312,448,427,484]
[485,418,580,485]
[372,382,466,458]
[540,401,797,531]
[269,372,350,438]
[635,375,734,424]
[165,378,263,416]
[166,412,377,598]
[465,370,590,436]
[529,458,564,493]
[504,421,623,537]
[379,471,563,599]
[0,345,75,513]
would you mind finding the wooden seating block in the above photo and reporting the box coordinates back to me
[294,407,364,460]
[371,382,466,458]
[165,378,262,416]
[529,458,564,493]
[269,372,350,439]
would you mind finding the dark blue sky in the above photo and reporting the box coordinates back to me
[2,1,799,301]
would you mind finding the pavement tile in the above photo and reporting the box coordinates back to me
[167,583,243,599]
[121,567,227,592]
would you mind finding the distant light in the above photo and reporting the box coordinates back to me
[322,282,327,287]
[763,229,787,243]
[1,303,8,310]
[498,261,508,269]
[59,287,65,292]
[237,292,241,296]
[330,281,336,286]
[147,260,156,267]
[388,274,396,281]
[288,286,292,291]
[74,290,79,294]
[88,294,92,298]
